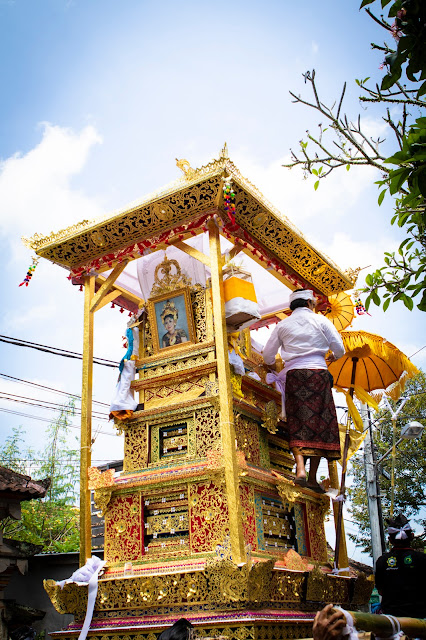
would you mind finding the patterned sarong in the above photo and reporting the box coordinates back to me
[285,369,340,460]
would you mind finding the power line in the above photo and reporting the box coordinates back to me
[0,393,109,421]
[0,373,109,407]
[0,335,119,368]
[0,408,119,437]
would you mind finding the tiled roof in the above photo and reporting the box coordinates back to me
[0,466,50,500]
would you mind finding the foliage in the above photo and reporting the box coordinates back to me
[0,402,80,553]
[284,0,426,311]
[348,371,426,554]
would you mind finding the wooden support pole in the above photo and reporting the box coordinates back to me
[80,275,95,566]
[346,610,426,639]
[90,260,129,313]
[328,460,349,573]
[208,220,246,564]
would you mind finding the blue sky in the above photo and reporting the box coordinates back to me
[0,0,424,562]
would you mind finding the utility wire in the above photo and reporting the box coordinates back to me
[0,393,109,420]
[0,408,119,437]
[0,335,119,368]
[0,373,109,407]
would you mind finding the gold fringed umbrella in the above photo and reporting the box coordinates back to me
[329,331,420,399]
[322,292,355,332]
[327,330,419,572]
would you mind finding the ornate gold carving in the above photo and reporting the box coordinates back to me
[104,493,142,563]
[176,158,194,178]
[150,256,192,296]
[344,267,361,286]
[93,487,113,516]
[306,565,350,604]
[231,371,244,398]
[189,482,229,552]
[151,201,175,222]
[204,557,275,605]
[261,400,279,434]
[195,406,221,457]
[234,415,261,466]
[123,421,149,472]
[88,466,115,489]
[276,478,300,505]
[203,377,220,411]
[22,220,91,251]
[351,571,375,606]
[270,567,306,602]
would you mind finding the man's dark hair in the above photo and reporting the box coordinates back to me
[157,619,193,640]
[290,289,311,311]
[386,513,414,547]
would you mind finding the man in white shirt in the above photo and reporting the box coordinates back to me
[263,289,345,492]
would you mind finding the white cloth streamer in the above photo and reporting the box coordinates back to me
[57,556,106,640]
[334,606,358,640]
[376,614,404,640]
[388,523,411,539]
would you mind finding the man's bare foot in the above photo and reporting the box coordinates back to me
[307,480,326,494]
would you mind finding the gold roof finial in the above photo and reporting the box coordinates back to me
[176,158,192,175]
[220,142,229,159]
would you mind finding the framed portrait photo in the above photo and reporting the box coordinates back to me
[147,287,196,354]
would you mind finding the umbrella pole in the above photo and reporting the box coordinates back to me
[334,356,358,572]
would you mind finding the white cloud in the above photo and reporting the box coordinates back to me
[0,123,103,243]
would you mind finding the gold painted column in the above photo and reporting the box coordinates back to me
[208,220,245,564]
[80,275,95,566]
[328,461,349,573]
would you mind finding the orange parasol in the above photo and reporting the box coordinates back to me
[329,330,419,400]
[327,330,419,572]
[321,292,355,332]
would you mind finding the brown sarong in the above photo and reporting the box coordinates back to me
[285,369,340,460]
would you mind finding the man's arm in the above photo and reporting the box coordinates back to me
[313,604,346,640]
[319,317,345,359]
[262,324,282,366]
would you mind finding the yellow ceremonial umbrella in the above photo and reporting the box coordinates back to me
[329,330,419,403]
[327,330,419,571]
[322,292,355,332]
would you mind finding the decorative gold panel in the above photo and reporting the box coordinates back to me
[234,415,261,466]
[104,493,142,563]
[195,406,222,458]
[189,482,230,553]
[124,421,149,472]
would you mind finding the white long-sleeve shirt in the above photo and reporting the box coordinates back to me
[262,307,345,371]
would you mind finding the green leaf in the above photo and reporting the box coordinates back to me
[360,0,375,7]
[372,290,381,306]
[312,169,318,176]
[314,180,320,191]
[365,274,373,286]
[417,290,426,312]
[346,164,350,171]
[378,189,386,205]
[403,295,414,311]
[383,298,391,312]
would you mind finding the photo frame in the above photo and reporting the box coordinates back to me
[147,287,196,354]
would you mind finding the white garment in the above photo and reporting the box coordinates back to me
[262,307,344,370]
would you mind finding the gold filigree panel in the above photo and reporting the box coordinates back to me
[33,176,221,267]
[189,482,230,553]
[104,493,142,563]
[195,406,221,457]
[144,376,206,410]
[270,570,306,603]
[233,183,350,294]
[124,422,149,472]
[234,415,261,466]
[306,566,350,604]
[306,502,329,563]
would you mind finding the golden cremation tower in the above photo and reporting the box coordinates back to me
[25,147,372,639]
